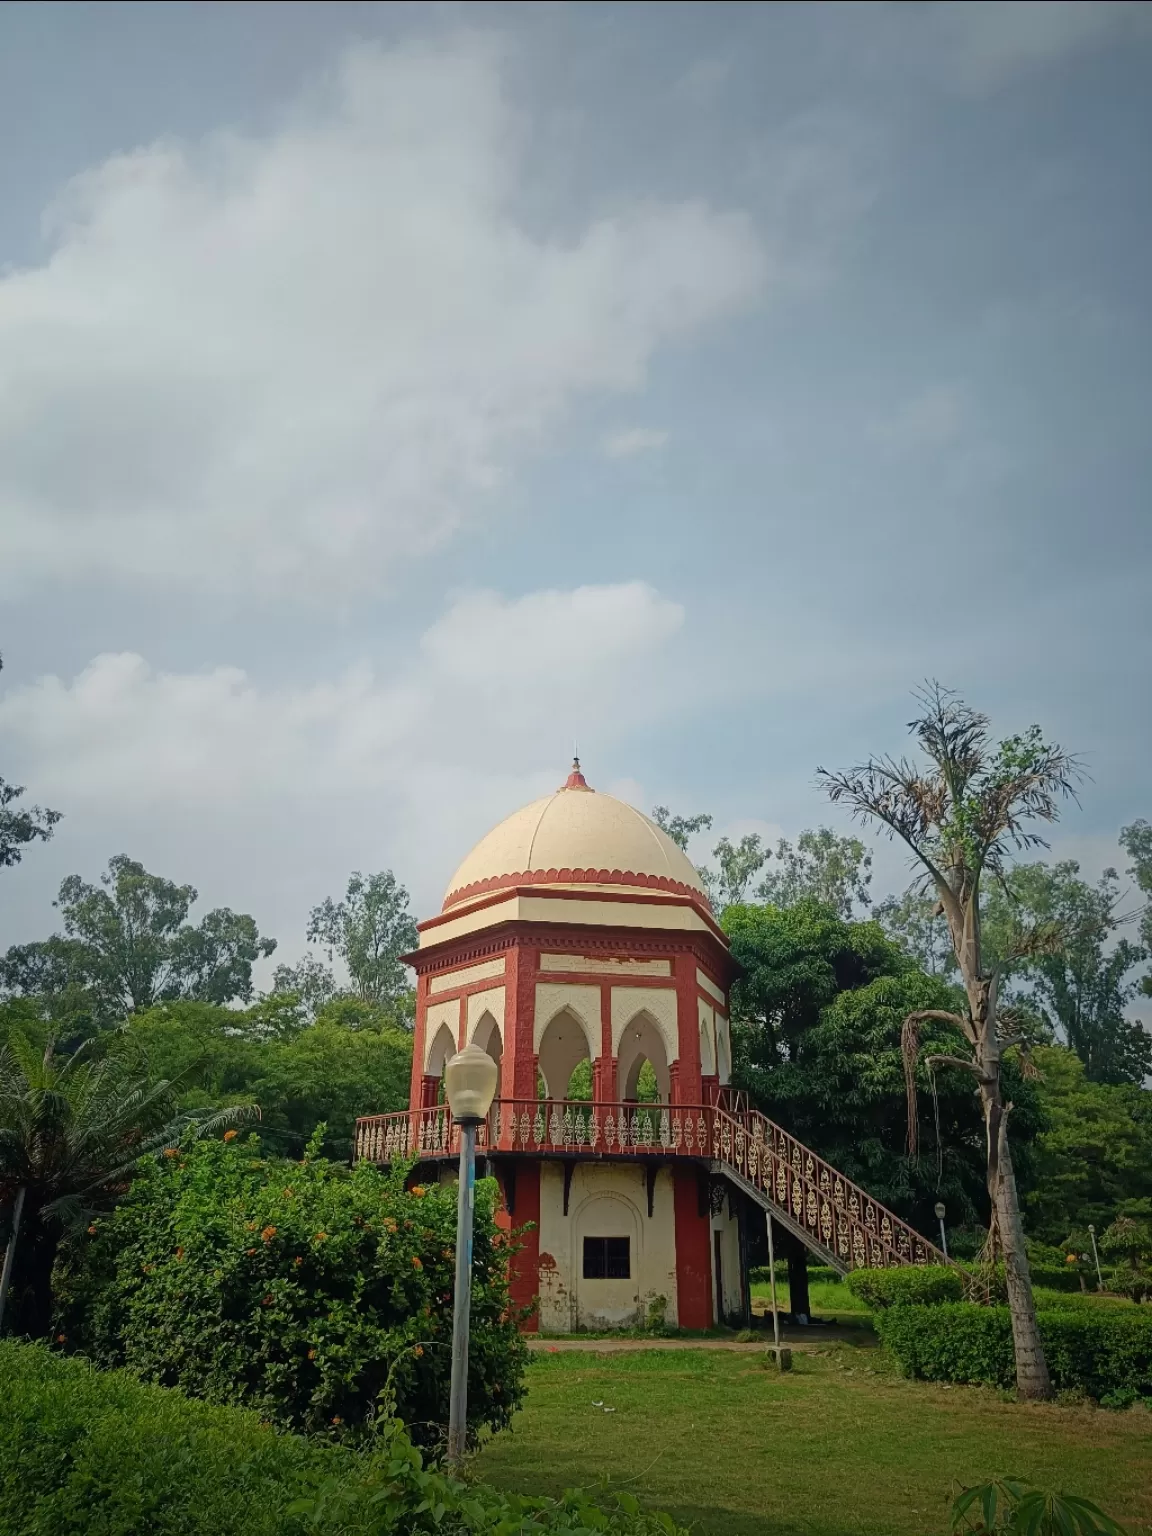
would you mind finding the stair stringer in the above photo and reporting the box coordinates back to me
[713,1161,849,1275]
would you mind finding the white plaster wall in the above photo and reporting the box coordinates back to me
[695,968,725,1006]
[711,1198,743,1324]
[715,1014,732,1085]
[534,983,602,1056]
[466,986,506,1039]
[536,1162,679,1333]
[423,1000,462,1071]
[540,954,671,977]
[429,957,506,994]
[610,986,679,1062]
[697,998,716,1075]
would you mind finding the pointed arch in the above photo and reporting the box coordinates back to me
[425,1020,459,1078]
[615,1007,670,1103]
[537,1006,595,1100]
[470,1009,503,1069]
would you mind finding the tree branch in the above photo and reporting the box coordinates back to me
[924,1053,983,1077]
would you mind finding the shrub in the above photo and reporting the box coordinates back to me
[844,1265,964,1310]
[875,1302,1152,1401]
[58,1133,528,1446]
[749,1263,842,1286]
[0,1341,687,1536]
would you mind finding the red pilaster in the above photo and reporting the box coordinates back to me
[502,1160,541,1332]
[410,970,430,1109]
[673,952,703,1105]
[673,1164,712,1330]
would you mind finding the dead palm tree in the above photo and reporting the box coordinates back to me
[817,684,1082,1401]
[0,1032,253,1338]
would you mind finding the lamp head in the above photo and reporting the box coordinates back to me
[444,1043,499,1124]
[934,1202,946,1221]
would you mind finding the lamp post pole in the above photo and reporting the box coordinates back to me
[1088,1224,1103,1292]
[934,1201,948,1262]
[443,1043,499,1471]
[447,1115,479,1467]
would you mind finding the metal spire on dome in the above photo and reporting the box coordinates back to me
[561,754,593,791]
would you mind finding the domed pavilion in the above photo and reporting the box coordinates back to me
[356,762,945,1333]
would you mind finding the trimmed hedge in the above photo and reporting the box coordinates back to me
[0,1342,687,1536]
[844,1265,964,1310]
[874,1303,1152,1404]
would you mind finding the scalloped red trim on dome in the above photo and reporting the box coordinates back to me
[443,865,712,913]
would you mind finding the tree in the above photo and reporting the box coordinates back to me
[818,683,1083,1399]
[701,833,770,911]
[724,900,1031,1234]
[270,954,339,1019]
[982,861,1150,1085]
[0,655,62,870]
[1121,819,1152,997]
[757,828,873,917]
[306,871,417,1008]
[650,806,712,853]
[0,1033,250,1338]
[1023,1045,1152,1246]
[874,889,955,975]
[1,856,275,1020]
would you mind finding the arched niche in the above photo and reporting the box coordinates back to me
[425,1020,458,1079]
[537,1006,594,1100]
[716,1016,731,1085]
[699,1010,716,1077]
[470,1009,503,1070]
[616,1009,670,1103]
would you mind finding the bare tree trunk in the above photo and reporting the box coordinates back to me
[980,1080,1052,1400]
[0,1186,26,1336]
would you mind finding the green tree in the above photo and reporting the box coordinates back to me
[650,806,712,852]
[981,861,1149,1084]
[2,856,275,1020]
[306,871,417,1008]
[270,954,339,1019]
[819,683,1082,1399]
[701,833,770,910]
[0,656,62,871]
[874,889,955,975]
[0,1033,248,1338]
[1024,1045,1152,1245]
[724,900,1031,1233]
[757,828,873,918]
[1121,818,1152,997]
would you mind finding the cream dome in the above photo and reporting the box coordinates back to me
[443,762,708,911]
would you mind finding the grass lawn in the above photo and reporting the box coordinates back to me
[475,1345,1152,1536]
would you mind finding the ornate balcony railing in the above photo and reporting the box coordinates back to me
[354,1098,946,1273]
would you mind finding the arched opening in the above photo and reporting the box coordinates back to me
[615,1011,670,1104]
[424,1020,459,1108]
[471,1010,503,1071]
[699,1016,716,1077]
[537,1007,594,1101]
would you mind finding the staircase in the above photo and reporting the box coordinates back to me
[355,1097,947,1274]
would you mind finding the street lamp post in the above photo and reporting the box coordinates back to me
[934,1202,948,1261]
[443,1043,499,1469]
[1088,1224,1103,1291]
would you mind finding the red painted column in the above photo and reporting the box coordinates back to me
[502,1160,541,1332]
[409,969,430,1110]
[673,951,703,1105]
[502,940,539,1103]
[595,980,615,1100]
[673,1163,713,1330]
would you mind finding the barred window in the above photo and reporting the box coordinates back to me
[582,1236,630,1279]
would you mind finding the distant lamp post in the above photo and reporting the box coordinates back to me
[1087,1224,1103,1292]
[444,1043,499,1467]
[934,1202,948,1261]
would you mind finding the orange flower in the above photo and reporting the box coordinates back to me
[331,1416,342,1426]
[313,1231,328,1243]
[411,1255,423,1270]
[413,1345,424,1357]
[223,1129,239,1142]
[294,1256,303,1268]
[411,1185,426,1197]
[261,1226,277,1243]
[246,1247,257,1256]
[87,1225,98,1236]
[175,1246,185,1260]
[307,1348,317,1360]
[262,1294,274,1307]
[56,1333,66,1343]
[384,1219,398,1234]
[163,1148,179,1159]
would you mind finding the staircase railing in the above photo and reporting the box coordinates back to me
[354,1098,947,1272]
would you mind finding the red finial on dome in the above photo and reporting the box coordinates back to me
[561,755,593,792]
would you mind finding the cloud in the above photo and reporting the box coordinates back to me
[865,385,965,456]
[0,36,765,602]
[937,1,1151,91]
[674,58,733,107]
[599,427,669,460]
[0,581,687,938]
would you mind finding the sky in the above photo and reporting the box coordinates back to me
[1,0,1150,982]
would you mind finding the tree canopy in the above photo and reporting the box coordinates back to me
[0,655,62,872]
[305,870,417,1007]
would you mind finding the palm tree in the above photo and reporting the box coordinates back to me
[0,1032,252,1338]
[817,684,1081,1401]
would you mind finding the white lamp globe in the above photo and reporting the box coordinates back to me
[444,1044,499,1124]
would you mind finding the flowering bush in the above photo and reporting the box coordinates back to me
[59,1132,528,1446]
